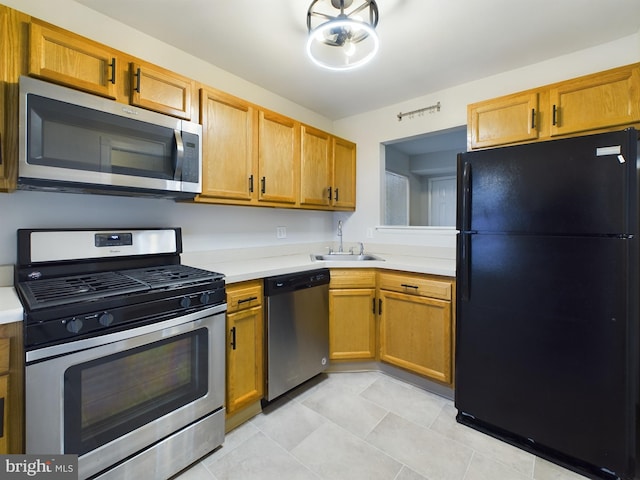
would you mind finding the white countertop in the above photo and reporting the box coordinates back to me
[0,287,23,325]
[0,244,456,324]
[184,249,456,284]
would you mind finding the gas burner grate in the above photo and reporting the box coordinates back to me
[19,272,150,310]
[121,265,222,288]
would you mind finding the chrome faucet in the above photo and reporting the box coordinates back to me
[337,220,343,253]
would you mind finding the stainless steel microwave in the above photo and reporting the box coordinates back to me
[18,76,202,199]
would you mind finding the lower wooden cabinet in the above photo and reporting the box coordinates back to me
[378,289,452,384]
[329,269,377,360]
[378,272,454,384]
[225,281,264,415]
[0,322,23,454]
[328,269,455,386]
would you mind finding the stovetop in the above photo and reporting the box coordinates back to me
[19,264,224,311]
[16,228,227,350]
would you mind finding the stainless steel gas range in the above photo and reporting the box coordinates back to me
[15,228,226,480]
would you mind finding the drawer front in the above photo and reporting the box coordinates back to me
[378,272,451,300]
[329,269,376,289]
[226,281,263,313]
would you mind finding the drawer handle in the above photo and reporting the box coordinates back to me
[230,327,237,350]
[238,296,258,304]
[401,284,419,290]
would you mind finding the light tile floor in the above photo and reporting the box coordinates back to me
[173,371,588,480]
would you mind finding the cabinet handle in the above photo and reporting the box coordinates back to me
[401,284,419,290]
[327,186,332,201]
[0,397,4,438]
[134,67,141,93]
[530,108,536,129]
[238,296,257,304]
[552,104,558,126]
[249,175,254,193]
[334,188,339,202]
[378,298,382,315]
[109,58,116,84]
[372,298,376,314]
[230,326,237,350]
[261,176,266,194]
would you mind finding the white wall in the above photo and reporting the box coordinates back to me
[334,34,640,249]
[1,1,639,267]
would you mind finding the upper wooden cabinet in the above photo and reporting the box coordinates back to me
[300,125,333,208]
[130,61,194,119]
[468,92,539,148]
[549,66,640,137]
[258,110,299,205]
[197,88,307,208]
[29,19,119,99]
[468,63,640,149]
[299,128,357,211]
[0,6,28,192]
[199,88,257,202]
[332,136,356,210]
[28,19,195,119]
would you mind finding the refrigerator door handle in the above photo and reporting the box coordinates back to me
[460,234,471,301]
[462,162,472,232]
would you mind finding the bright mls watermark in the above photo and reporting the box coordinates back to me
[0,455,77,479]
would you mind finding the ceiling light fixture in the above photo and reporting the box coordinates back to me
[306,0,379,71]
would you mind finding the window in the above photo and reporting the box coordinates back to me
[385,171,409,225]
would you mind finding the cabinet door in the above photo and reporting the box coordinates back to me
[300,125,332,208]
[0,374,7,454]
[549,65,640,137]
[332,137,356,210]
[329,288,376,360]
[199,88,256,202]
[468,92,539,149]
[130,62,194,119]
[379,290,452,384]
[226,306,264,414]
[29,20,119,98]
[258,110,299,204]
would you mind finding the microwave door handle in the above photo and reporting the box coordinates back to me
[173,130,184,181]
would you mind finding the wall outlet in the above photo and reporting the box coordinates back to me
[276,226,287,239]
[366,227,374,238]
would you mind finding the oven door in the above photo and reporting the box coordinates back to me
[25,307,225,479]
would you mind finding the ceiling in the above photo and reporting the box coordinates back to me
[72,0,640,121]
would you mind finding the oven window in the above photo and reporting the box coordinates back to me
[64,329,208,455]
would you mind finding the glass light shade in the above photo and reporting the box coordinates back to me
[306,19,379,71]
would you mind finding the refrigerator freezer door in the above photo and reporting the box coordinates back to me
[456,129,637,236]
[455,233,634,476]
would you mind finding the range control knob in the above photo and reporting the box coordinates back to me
[180,296,192,309]
[200,292,211,305]
[66,318,83,334]
[99,312,114,327]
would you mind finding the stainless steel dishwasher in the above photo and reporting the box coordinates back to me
[264,268,330,401]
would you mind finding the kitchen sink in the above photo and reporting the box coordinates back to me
[310,253,383,261]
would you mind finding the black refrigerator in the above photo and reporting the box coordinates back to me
[455,128,639,480]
